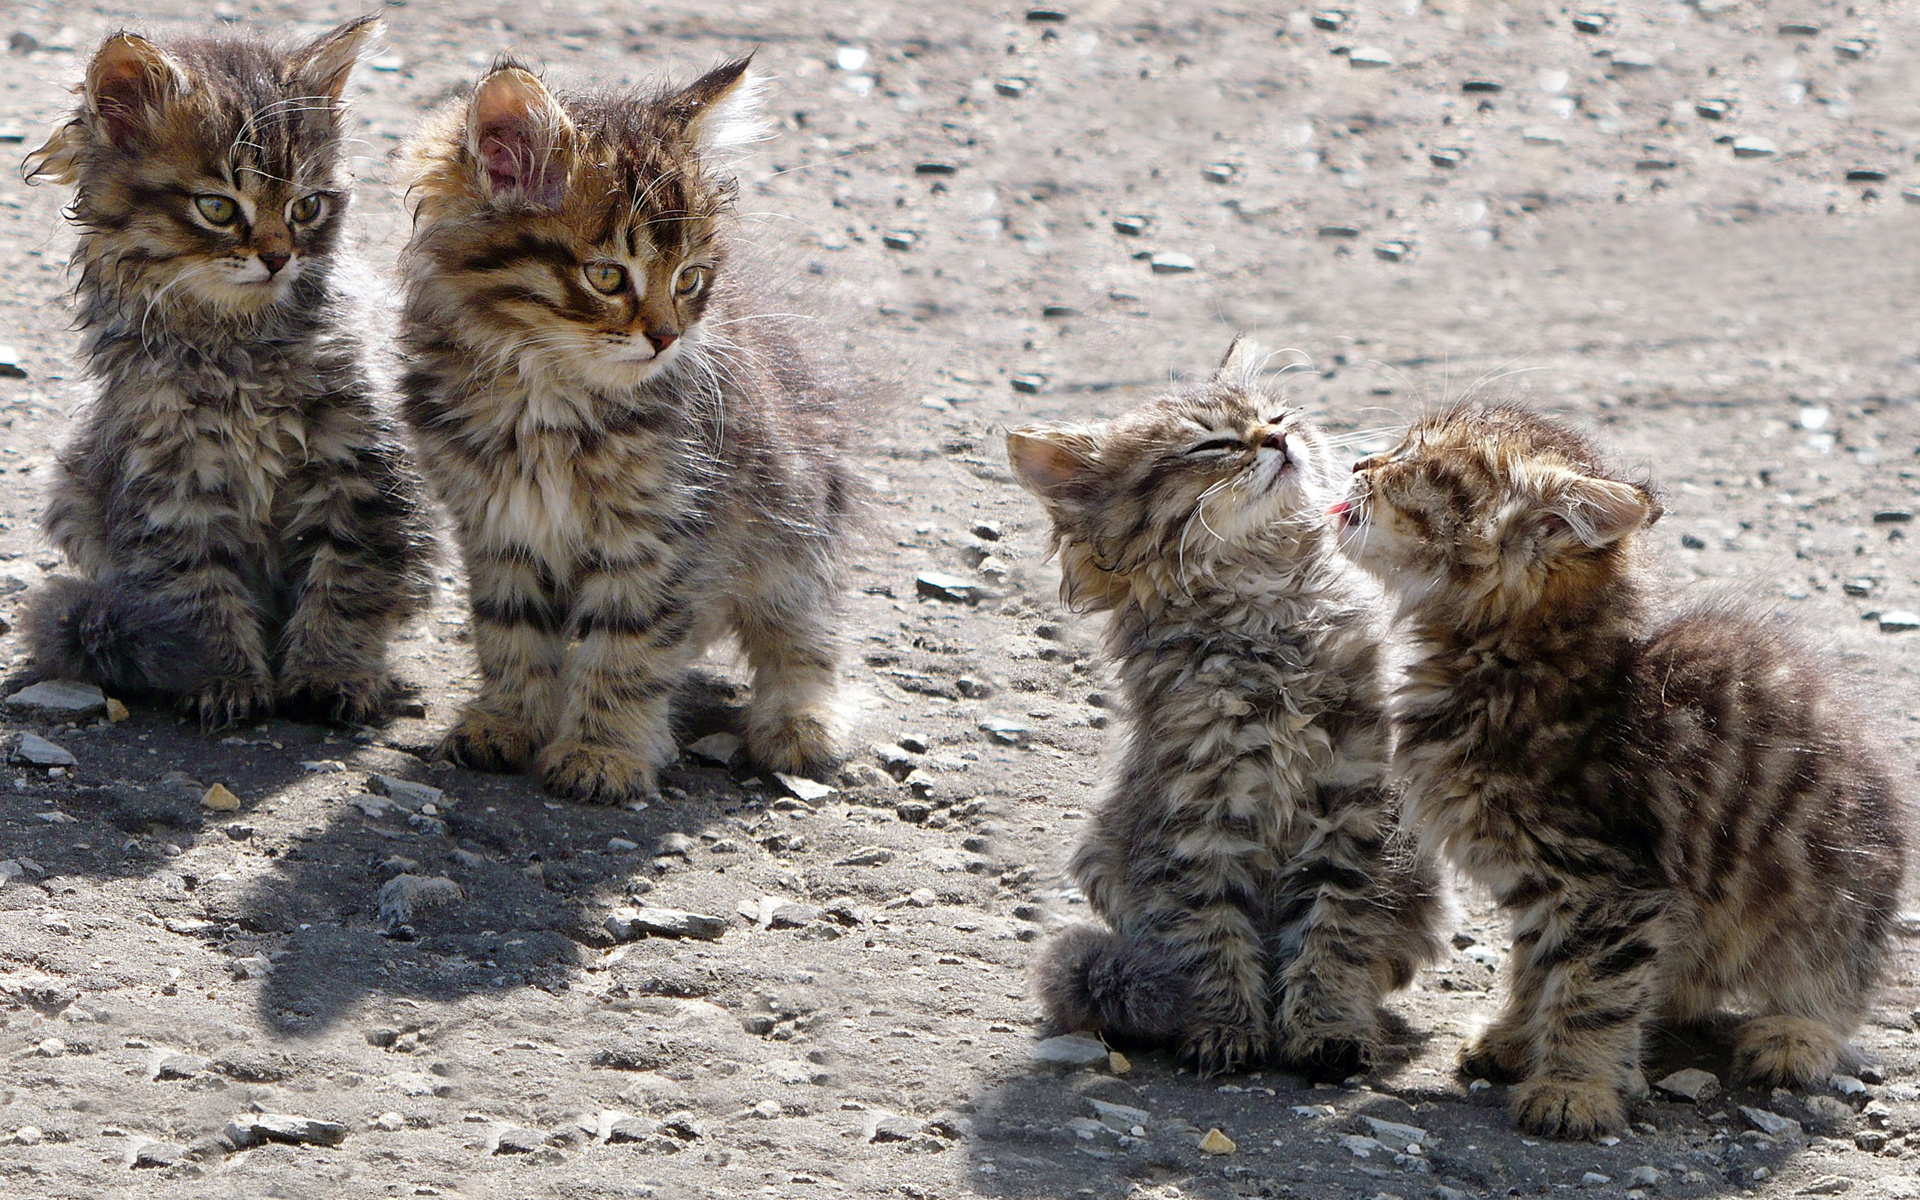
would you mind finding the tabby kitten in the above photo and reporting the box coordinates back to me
[396,58,858,802]
[1010,341,1444,1077]
[21,18,434,726]
[1336,403,1906,1138]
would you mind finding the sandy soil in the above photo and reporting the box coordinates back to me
[1,1,1918,1198]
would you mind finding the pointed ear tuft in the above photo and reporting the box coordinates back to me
[1215,335,1264,383]
[1548,477,1655,549]
[22,121,88,185]
[84,33,188,146]
[467,66,572,208]
[1006,427,1101,504]
[667,55,766,153]
[289,14,383,103]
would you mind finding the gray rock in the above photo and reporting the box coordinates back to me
[494,1126,551,1154]
[1032,1034,1110,1067]
[1802,1094,1855,1133]
[685,732,743,766]
[993,77,1028,98]
[1429,148,1466,167]
[1798,1178,1855,1196]
[1654,1067,1721,1102]
[1008,373,1048,394]
[1111,215,1150,236]
[133,1141,188,1168]
[1580,1173,1611,1187]
[155,1053,208,1080]
[656,831,697,856]
[1624,1166,1664,1187]
[1089,1099,1150,1129]
[1877,611,1919,633]
[1374,241,1413,262]
[0,345,24,379]
[1360,1115,1428,1145]
[11,733,76,768]
[6,680,107,718]
[979,717,1031,747]
[870,1114,927,1142]
[916,572,985,603]
[1347,46,1393,68]
[1872,509,1913,524]
[367,775,446,810]
[607,1116,662,1143]
[377,875,464,927]
[881,230,918,251]
[1739,1106,1802,1137]
[1148,252,1197,274]
[1732,136,1778,158]
[1830,1074,1869,1097]
[835,846,895,867]
[764,899,823,929]
[224,1113,349,1148]
[605,906,728,942]
[773,773,834,802]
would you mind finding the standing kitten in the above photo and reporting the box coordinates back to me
[396,58,857,802]
[1336,403,1906,1137]
[1010,341,1444,1076]
[21,18,434,726]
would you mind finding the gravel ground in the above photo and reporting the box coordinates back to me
[1,2,1918,1198]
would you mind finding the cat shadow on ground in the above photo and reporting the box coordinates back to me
[0,664,816,1037]
[958,1008,1845,1199]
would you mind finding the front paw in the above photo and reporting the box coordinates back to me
[280,669,392,726]
[1278,1030,1374,1081]
[538,740,657,805]
[747,706,842,775]
[1510,1077,1627,1140]
[439,707,539,773]
[1180,1021,1268,1078]
[189,673,273,730]
[1461,1024,1533,1083]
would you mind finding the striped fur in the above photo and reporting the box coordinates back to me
[1336,403,1908,1138]
[396,58,857,803]
[20,19,434,726]
[1010,341,1444,1077]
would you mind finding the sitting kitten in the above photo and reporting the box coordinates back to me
[1335,403,1907,1138]
[396,58,858,802]
[21,18,434,726]
[1009,340,1444,1076]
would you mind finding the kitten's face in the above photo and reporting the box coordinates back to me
[400,60,762,390]
[1334,405,1657,620]
[25,20,376,316]
[1007,341,1338,610]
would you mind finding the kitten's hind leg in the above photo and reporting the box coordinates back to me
[734,571,846,775]
[1732,1015,1852,1087]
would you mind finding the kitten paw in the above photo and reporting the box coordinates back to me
[747,708,842,775]
[439,708,539,773]
[1461,1025,1533,1084]
[1732,1016,1849,1088]
[279,670,392,726]
[539,740,658,805]
[1278,1030,1375,1081]
[189,674,273,731]
[1180,1023,1268,1078]
[1510,1077,1627,1140]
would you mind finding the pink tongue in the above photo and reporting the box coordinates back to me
[1327,500,1351,517]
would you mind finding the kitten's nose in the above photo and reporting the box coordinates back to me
[646,330,679,353]
[259,251,291,276]
[1262,430,1289,456]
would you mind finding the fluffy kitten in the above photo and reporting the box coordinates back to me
[21,18,434,726]
[1010,341,1444,1076]
[1336,403,1906,1138]
[396,58,858,802]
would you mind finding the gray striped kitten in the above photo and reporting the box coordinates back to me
[1010,341,1444,1077]
[21,19,434,726]
[395,59,858,803]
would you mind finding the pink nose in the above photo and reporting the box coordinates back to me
[646,330,678,353]
[260,251,291,275]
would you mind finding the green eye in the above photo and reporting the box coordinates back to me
[289,193,323,223]
[194,194,239,226]
[584,262,628,294]
[673,265,709,298]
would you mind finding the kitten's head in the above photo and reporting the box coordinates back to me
[1334,403,1660,626]
[23,17,379,317]
[1006,338,1339,613]
[399,57,765,389]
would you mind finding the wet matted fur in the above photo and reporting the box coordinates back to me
[1336,403,1908,1138]
[396,56,859,803]
[20,17,434,726]
[1010,340,1444,1077]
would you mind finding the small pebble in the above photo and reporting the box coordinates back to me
[881,230,918,251]
[835,846,895,867]
[1581,1173,1611,1187]
[1694,99,1733,120]
[201,783,241,811]
[1200,162,1236,183]
[1462,78,1503,93]
[1347,46,1392,69]
[604,906,729,942]
[1111,215,1150,236]
[11,733,77,768]
[1031,1034,1109,1066]
[1655,1067,1721,1102]
[1148,252,1196,274]
[1429,148,1466,167]
[917,572,985,603]
[1731,136,1777,158]
[1845,167,1888,183]
[993,77,1028,98]
[1198,1127,1237,1154]
[1878,611,1919,633]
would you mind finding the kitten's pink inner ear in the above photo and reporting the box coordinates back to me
[1006,432,1095,500]
[1553,477,1655,548]
[86,34,180,145]
[290,14,382,103]
[468,70,568,206]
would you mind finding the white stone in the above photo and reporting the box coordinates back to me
[1031,1034,1110,1066]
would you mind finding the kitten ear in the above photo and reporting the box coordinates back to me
[665,55,767,153]
[1546,476,1656,548]
[288,14,383,103]
[1006,428,1101,504]
[467,66,573,208]
[81,32,190,147]
[1214,335,1265,383]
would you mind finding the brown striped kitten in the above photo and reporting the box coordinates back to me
[396,58,858,803]
[1010,341,1444,1077]
[20,18,434,726]
[1336,404,1907,1138]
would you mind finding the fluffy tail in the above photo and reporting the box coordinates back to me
[22,576,209,697]
[1032,923,1195,1045]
